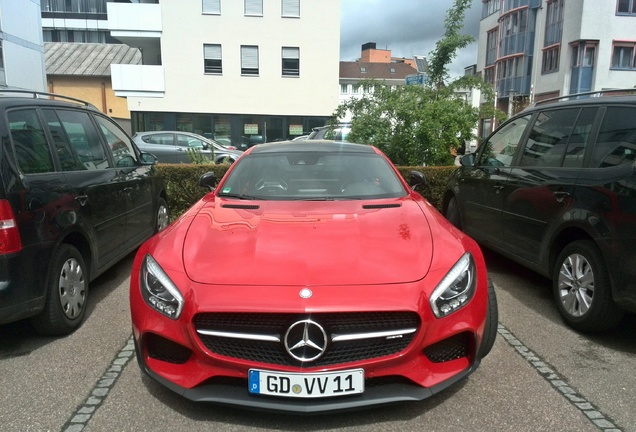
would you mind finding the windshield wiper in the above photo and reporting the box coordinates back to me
[218,193,259,200]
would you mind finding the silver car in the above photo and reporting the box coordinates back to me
[132,131,243,164]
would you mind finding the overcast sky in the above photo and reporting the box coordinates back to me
[340,0,482,78]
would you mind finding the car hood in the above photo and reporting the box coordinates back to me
[182,198,433,286]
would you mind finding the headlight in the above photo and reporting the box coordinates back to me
[430,252,476,318]
[140,254,184,320]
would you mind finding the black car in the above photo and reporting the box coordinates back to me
[0,90,168,335]
[132,131,243,164]
[444,90,636,331]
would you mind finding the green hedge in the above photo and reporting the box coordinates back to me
[156,163,457,220]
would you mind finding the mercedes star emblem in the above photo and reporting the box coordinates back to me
[284,319,328,362]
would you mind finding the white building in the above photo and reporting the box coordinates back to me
[107,0,340,146]
[477,0,636,135]
[0,0,46,91]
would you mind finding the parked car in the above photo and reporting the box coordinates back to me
[132,131,243,164]
[130,140,497,413]
[307,123,351,141]
[0,90,168,335]
[443,90,636,332]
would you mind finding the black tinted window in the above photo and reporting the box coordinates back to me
[57,110,112,170]
[591,107,636,168]
[8,109,55,174]
[94,115,137,167]
[41,109,87,172]
[520,109,579,167]
[477,115,530,167]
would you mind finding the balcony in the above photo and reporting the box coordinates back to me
[111,64,164,98]
[107,2,161,65]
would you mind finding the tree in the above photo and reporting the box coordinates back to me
[333,0,506,166]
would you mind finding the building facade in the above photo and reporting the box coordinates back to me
[477,0,636,128]
[0,0,46,91]
[338,43,422,121]
[108,0,340,146]
[40,0,118,44]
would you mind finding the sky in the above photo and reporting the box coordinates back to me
[340,0,482,78]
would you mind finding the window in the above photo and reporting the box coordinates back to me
[282,47,299,76]
[477,115,531,167]
[8,109,55,174]
[245,0,263,16]
[95,116,136,167]
[521,108,596,168]
[204,44,222,74]
[143,133,173,145]
[202,0,221,14]
[0,39,5,87]
[486,28,498,66]
[282,0,300,17]
[542,46,560,74]
[592,107,636,167]
[611,43,636,69]
[41,109,86,171]
[241,46,259,75]
[57,110,111,170]
[482,0,500,18]
[340,84,349,94]
[352,85,360,94]
[617,0,636,14]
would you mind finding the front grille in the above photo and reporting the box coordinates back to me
[423,332,472,363]
[193,312,420,367]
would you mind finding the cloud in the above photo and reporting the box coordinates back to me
[340,0,481,77]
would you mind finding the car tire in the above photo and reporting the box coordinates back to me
[445,195,462,229]
[553,240,624,332]
[478,279,498,359]
[155,197,169,233]
[31,244,88,335]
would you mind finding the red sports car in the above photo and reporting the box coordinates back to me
[130,140,497,413]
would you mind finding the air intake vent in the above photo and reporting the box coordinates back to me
[362,203,401,209]
[221,204,260,210]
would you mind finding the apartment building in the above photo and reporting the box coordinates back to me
[338,43,424,121]
[107,0,340,145]
[477,0,636,132]
[0,0,46,91]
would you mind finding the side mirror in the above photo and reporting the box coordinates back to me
[199,172,216,191]
[139,152,158,165]
[409,170,426,191]
[460,153,476,167]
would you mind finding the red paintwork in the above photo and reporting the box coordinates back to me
[130,146,490,410]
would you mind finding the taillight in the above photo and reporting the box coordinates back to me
[0,199,22,254]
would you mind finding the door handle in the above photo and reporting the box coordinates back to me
[494,185,504,194]
[553,191,570,203]
[75,194,88,206]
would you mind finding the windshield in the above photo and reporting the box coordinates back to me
[217,151,407,200]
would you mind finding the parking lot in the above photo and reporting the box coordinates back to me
[1,249,635,432]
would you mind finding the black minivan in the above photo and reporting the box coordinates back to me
[0,91,168,335]
[444,91,636,332]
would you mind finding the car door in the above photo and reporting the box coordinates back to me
[93,114,156,251]
[500,107,598,264]
[175,133,212,163]
[457,115,531,246]
[139,133,178,163]
[48,108,128,270]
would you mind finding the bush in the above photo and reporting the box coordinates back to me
[156,164,457,220]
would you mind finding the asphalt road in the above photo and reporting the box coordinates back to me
[1,249,635,432]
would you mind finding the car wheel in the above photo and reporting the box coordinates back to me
[155,197,169,233]
[478,279,498,359]
[445,196,461,229]
[31,244,88,335]
[553,240,623,332]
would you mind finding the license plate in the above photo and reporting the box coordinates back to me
[248,369,364,398]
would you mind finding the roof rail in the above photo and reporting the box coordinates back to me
[533,88,636,107]
[0,89,97,109]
